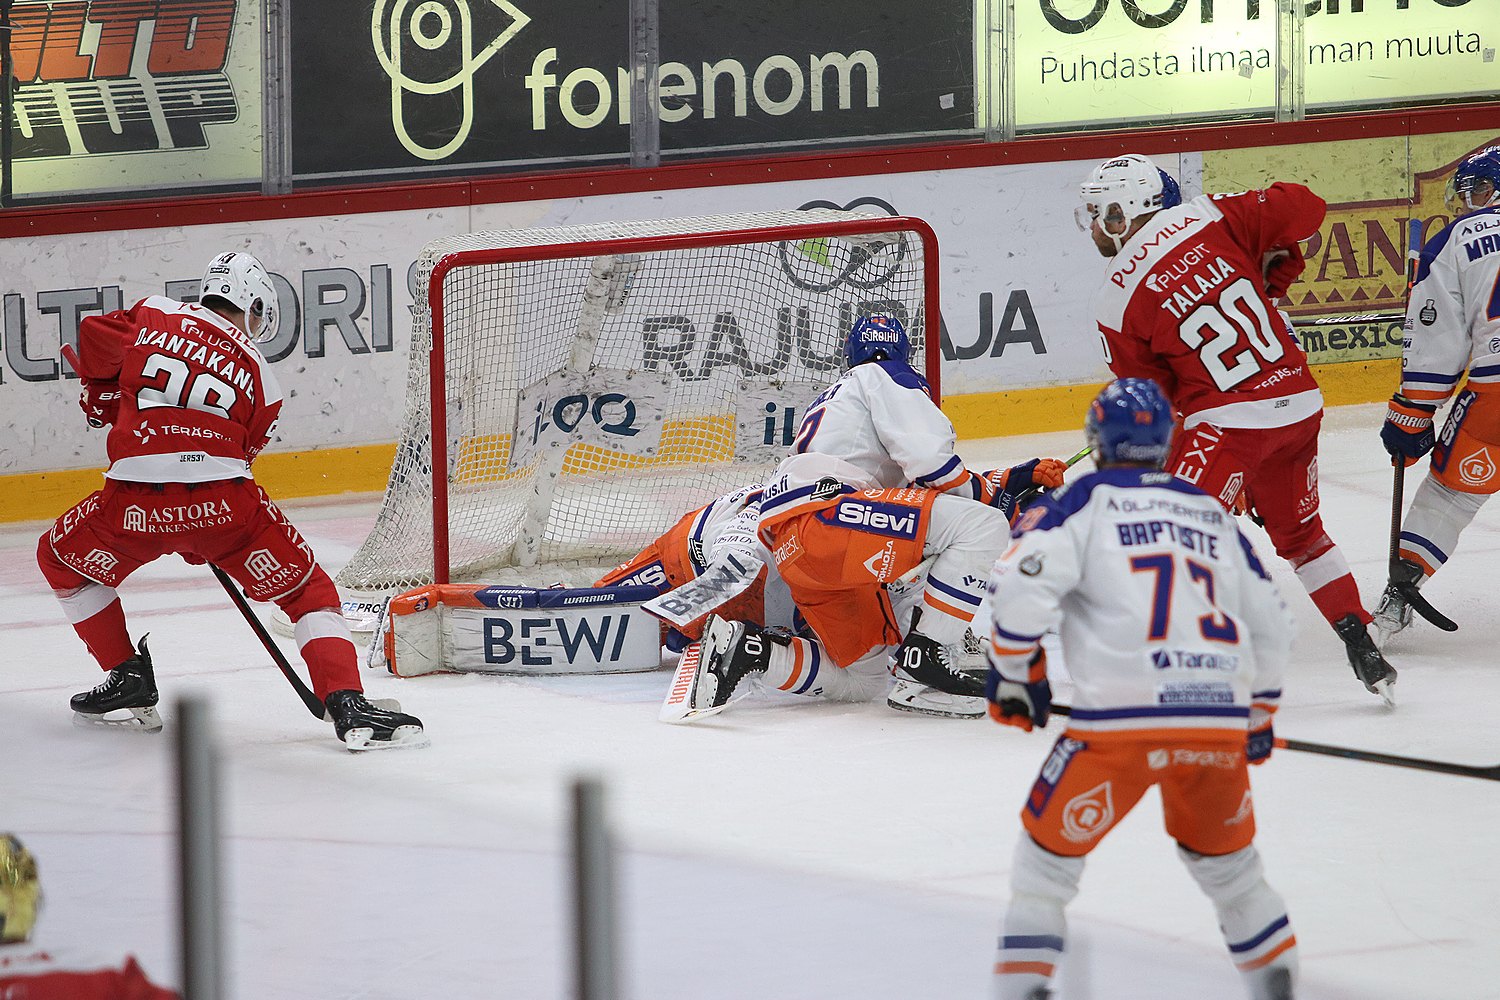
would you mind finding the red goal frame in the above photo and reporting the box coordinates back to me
[422,215,942,584]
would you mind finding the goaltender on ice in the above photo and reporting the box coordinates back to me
[662,313,1069,722]
[985,378,1299,1000]
[38,251,427,751]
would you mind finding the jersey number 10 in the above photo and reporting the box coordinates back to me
[1177,277,1286,392]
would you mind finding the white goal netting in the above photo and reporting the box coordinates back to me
[338,209,937,593]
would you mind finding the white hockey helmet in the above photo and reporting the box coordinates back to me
[1076,153,1183,247]
[199,251,279,343]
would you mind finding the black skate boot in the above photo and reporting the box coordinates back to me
[1333,614,1397,708]
[1372,558,1421,646]
[891,610,985,698]
[71,636,161,732]
[699,615,773,709]
[324,689,429,751]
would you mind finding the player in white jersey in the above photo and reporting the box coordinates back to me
[986,379,1297,1000]
[1376,145,1500,643]
[677,314,1067,716]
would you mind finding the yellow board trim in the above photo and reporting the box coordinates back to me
[0,358,1404,524]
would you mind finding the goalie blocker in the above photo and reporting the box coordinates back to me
[374,583,664,677]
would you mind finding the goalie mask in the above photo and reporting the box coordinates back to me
[199,251,280,345]
[1076,154,1183,252]
[1446,145,1500,216]
[0,834,40,944]
[844,313,911,368]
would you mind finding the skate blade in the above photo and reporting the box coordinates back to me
[886,680,985,719]
[1372,676,1397,709]
[659,641,729,725]
[72,706,163,733]
[342,725,430,752]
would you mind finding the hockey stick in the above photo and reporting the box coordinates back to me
[1048,705,1499,780]
[1384,218,1457,633]
[211,565,326,719]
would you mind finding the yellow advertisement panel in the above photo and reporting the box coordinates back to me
[1204,129,1500,365]
[8,0,262,200]
[1013,1,1497,132]
[1304,3,1498,110]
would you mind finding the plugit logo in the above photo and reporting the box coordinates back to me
[372,0,531,161]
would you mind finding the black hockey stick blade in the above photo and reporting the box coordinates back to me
[1390,572,1458,632]
[211,565,326,719]
[1276,737,1500,781]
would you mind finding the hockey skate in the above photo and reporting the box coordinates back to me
[1333,614,1397,708]
[1372,558,1422,646]
[1262,966,1294,1000]
[324,689,429,751]
[891,614,986,698]
[71,636,162,732]
[699,616,773,709]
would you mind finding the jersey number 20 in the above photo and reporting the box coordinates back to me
[1178,277,1285,392]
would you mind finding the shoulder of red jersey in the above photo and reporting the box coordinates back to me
[1095,196,1227,327]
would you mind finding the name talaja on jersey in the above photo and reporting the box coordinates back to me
[134,328,257,396]
[1158,256,1237,320]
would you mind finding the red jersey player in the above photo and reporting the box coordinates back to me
[38,252,427,750]
[1078,154,1396,705]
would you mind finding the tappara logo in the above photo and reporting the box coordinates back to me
[372,0,532,161]
[9,1,242,161]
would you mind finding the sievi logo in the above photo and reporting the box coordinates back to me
[9,0,241,161]
[617,562,669,589]
[829,499,919,538]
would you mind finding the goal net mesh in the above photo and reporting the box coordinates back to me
[338,209,934,593]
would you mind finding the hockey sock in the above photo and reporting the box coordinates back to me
[992,836,1084,1000]
[759,636,824,697]
[1179,844,1298,998]
[1399,477,1488,578]
[1290,539,1369,626]
[293,610,362,701]
[52,584,135,670]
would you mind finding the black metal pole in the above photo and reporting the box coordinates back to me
[177,697,225,1000]
[571,776,618,1000]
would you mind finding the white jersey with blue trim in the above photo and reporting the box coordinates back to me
[1399,206,1500,405]
[759,359,982,522]
[989,467,1291,738]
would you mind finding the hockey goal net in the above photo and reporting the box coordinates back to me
[337,209,940,593]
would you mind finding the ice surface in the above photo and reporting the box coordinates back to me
[4,402,1499,999]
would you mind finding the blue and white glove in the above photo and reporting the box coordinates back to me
[985,648,1052,732]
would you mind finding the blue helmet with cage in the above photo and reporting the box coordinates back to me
[1086,378,1174,467]
[845,313,911,368]
[1449,145,1500,214]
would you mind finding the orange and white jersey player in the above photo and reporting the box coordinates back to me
[985,379,1299,1000]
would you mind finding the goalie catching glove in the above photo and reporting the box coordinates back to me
[1381,394,1437,466]
[985,647,1052,732]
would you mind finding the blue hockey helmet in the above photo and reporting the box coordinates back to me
[1086,378,1174,467]
[845,313,911,368]
[1448,144,1500,214]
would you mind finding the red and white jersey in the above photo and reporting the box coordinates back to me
[1399,206,1500,404]
[75,295,282,483]
[1095,186,1326,429]
[0,946,178,999]
[988,468,1290,740]
[758,359,985,524]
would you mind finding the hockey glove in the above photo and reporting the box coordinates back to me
[1380,394,1437,466]
[79,379,122,428]
[1246,703,1276,765]
[984,458,1068,518]
[1263,246,1306,300]
[985,648,1052,732]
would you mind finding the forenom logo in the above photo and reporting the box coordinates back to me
[8,0,241,162]
[373,0,532,160]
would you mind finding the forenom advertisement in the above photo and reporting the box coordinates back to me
[1017,0,1494,131]
[288,0,974,177]
[1,131,1493,483]
[6,0,262,200]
